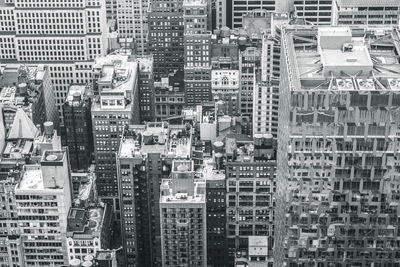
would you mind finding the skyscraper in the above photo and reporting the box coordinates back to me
[0,0,108,124]
[117,0,150,55]
[117,122,193,267]
[275,25,400,266]
[92,54,139,216]
[148,0,185,80]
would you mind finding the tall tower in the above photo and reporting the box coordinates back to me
[275,25,400,266]
[0,0,108,125]
[184,0,212,106]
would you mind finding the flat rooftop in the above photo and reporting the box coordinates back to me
[17,166,44,190]
[199,157,225,180]
[160,179,205,204]
[336,0,400,7]
[119,122,192,159]
[286,26,400,91]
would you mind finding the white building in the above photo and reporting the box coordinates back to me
[15,149,72,266]
[0,0,108,124]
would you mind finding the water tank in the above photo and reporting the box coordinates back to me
[18,83,27,95]
[263,133,273,147]
[69,258,81,267]
[158,133,165,144]
[142,131,153,145]
[220,26,230,37]
[213,141,224,153]
[84,255,94,262]
[43,121,54,135]
[214,152,223,168]
[81,261,93,267]
[254,134,263,146]
[73,91,81,102]
[238,37,247,46]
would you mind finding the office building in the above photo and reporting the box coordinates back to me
[15,149,72,266]
[92,54,139,214]
[117,122,193,267]
[0,64,58,131]
[213,0,227,29]
[160,160,207,267]
[154,71,186,122]
[0,0,108,124]
[148,0,185,80]
[332,0,400,26]
[116,0,149,55]
[63,85,93,172]
[275,26,400,266]
[235,236,272,267]
[66,205,112,263]
[184,0,213,106]
[294,0,333,25]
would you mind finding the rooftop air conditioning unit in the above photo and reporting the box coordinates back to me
[357,79,375,90]
[336,79,354,90]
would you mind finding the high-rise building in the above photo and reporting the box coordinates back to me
[294,0,333,25]
[137,56,155,122]
[184,0,213,106]
[15,149,72,266]
[117,122,193,267]
[92,54,139,215]
[148,0,185,80]
[212,0,228,29]
[0,0,108,124]
[332,0,400,26]
[159,160,207,267]
[116,0,149,55]
[275,26,400,266]
[231,1,276,28]
[106,0,118,20]
[63,85,93,172]
[0,64,58,131]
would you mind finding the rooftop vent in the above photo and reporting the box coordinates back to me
[336,79,354,90]
[342,43,353,52]
[388,79,400,90]
[357,79,375,90]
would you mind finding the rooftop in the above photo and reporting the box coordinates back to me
[17,165,44,190]
[119,122,192,159]
[67,207,105,237]
[286,26,400,91]
[66,85,88,106]
[198,157,225,180]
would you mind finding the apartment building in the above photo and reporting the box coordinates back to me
[160,160,207,267]
[332,0,400,26]
[0,0,108,124]
[92,54,139,215]
[63,85,93,172]
[15,149,72,266]
[117,122,193,267]
[275,26,400,266]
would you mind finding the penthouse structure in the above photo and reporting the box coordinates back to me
[15,149,72,266]
[117,122,192,267]
[275,26,400,266]
[92,54,139,214]
[0,0,108,124]
[0,64,58,131]
[63,85,93,172]
[160,160,207,267]
[66,205,113,263]
[332,0,400,26]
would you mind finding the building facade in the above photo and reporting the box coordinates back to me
[160,160,207,267]
[275,25,400,266]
